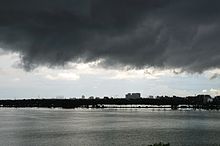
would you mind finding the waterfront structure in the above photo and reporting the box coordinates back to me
[186,95,212,104]
[125,93,141,99]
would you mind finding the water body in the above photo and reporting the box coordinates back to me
[0,108,219,146]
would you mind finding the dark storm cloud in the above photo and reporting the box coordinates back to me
[0,0,220,72]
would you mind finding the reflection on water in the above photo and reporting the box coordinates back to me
[0,108,219,146]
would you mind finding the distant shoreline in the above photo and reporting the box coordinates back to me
[0,97,220,110]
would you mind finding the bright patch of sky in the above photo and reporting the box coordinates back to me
[0,49,219,99]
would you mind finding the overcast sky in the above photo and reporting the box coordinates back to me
[0,0,220,98]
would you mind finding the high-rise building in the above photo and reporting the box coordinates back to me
[125,93,141,99]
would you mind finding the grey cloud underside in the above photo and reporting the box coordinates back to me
[0,0,220,72]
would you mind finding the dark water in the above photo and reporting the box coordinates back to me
[0,108,219,146]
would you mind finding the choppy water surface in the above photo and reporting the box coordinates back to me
[0,108,219,146]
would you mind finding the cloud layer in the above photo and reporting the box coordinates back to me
[0,0,220,72]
